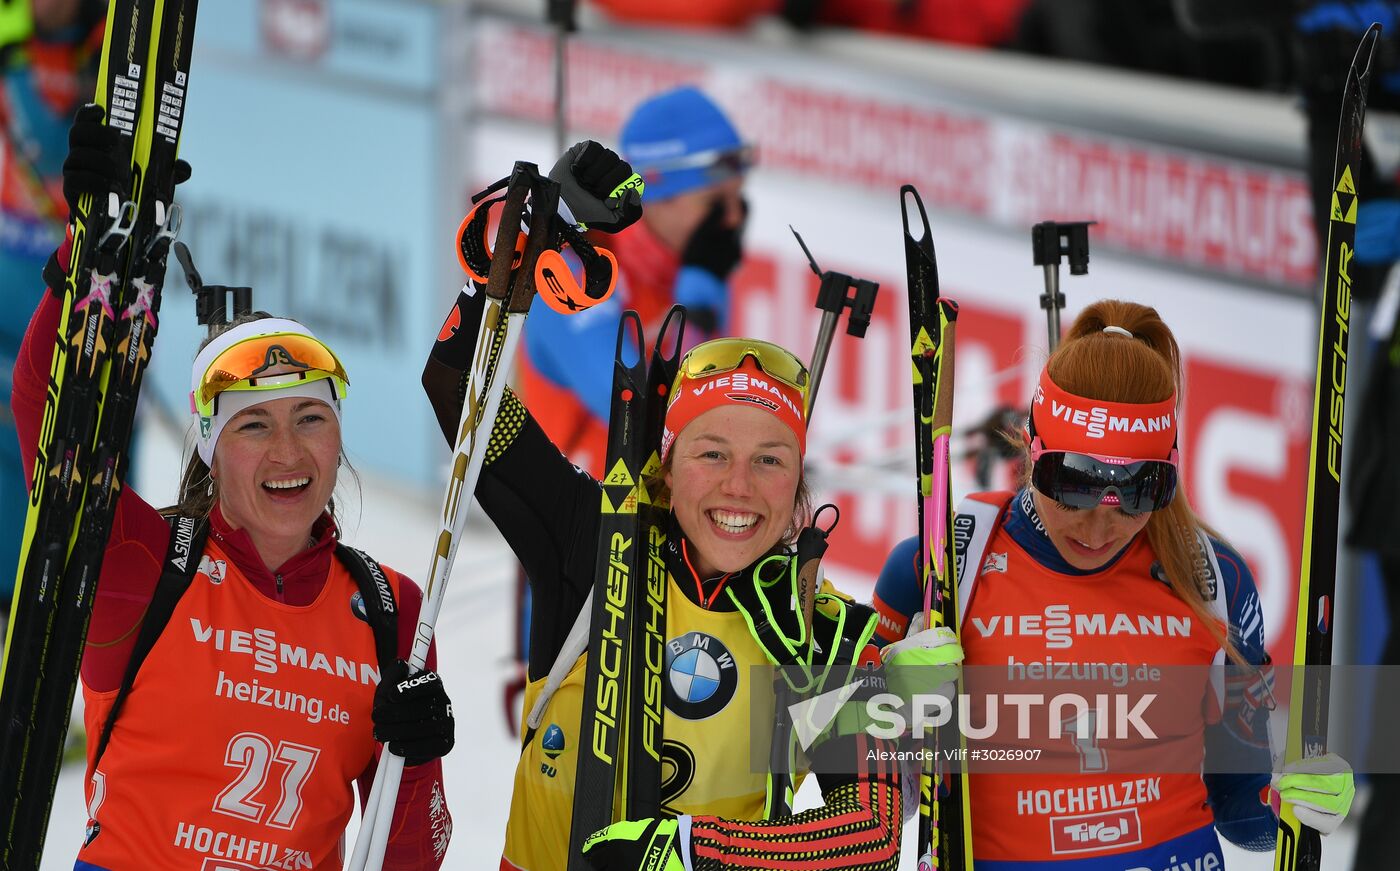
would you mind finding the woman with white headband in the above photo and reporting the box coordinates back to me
[871,299,1356,869]
[10,108,454,869]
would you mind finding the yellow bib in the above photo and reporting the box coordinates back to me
[501,572,794,871]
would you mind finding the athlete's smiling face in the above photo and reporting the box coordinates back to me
[1031,488,1152,571]
[666,405,802,578]
[214,395,340,569]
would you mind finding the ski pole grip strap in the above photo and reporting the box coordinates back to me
[534,230,618,316]
[794,537,826,637]
[456,192,508,286]
[95,514,210,770]
[764,687,796,819]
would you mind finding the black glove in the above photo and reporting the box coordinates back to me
[372,660,455,766]
[681,197,745,281]
[549,139,643,234]
[62,104,127,217]
[49,104,193,295]
[62,103,193,216]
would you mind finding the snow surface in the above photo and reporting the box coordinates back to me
[35,417,1361,869]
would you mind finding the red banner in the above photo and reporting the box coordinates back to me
[473,20,1316,288]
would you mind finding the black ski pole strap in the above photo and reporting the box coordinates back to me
[93,514,209,770]
[335,543,400,675]
[794,504,839,634]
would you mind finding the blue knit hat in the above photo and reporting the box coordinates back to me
[620,86,749,202]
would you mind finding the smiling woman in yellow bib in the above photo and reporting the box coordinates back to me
[423,140,931,871]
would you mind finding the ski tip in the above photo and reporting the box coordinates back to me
[653,305,687,364]
[613,309,646,371]
[1355,22,1382,78]
[902,186,932,244]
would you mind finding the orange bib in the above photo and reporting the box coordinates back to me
[961,521,1221,863]
[79,537,397,871]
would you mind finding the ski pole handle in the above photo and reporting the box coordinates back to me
[794,504,838,634]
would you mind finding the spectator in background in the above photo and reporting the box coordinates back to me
[0,0,106,636]
[520,84,749,476]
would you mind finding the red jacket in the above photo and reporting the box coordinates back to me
[12,288,451,868]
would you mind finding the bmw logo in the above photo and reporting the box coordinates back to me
[542,724,566,759]
[664,632,738,720]
[349,591,370,623]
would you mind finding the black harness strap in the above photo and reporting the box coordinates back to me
[93,514,208,769]
[335,542,401,676]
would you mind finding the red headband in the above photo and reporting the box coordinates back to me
[1030,368,1177,460]
[662,357,807,460]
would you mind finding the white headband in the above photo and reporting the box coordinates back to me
[1102,326,1134,339]
[191,317,344,465]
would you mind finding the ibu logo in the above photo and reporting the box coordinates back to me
[539,723,567,779]
[542,724,566,759]
[664,632,737,720]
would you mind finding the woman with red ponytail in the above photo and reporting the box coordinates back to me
[872,299,1356,869]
